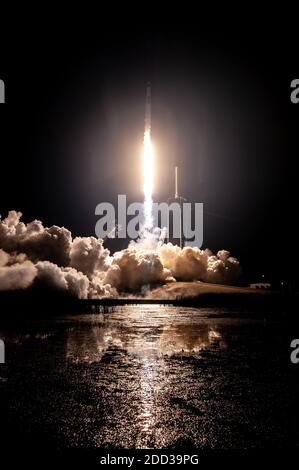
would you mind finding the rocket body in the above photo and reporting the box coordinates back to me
[145,82,151,134]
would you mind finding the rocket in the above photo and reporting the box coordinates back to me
[145,81,151,134]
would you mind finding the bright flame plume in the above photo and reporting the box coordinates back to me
[143,129,154,230]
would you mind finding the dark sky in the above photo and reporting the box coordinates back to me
[0,23,298,285]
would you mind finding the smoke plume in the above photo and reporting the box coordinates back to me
[0,211,241,298]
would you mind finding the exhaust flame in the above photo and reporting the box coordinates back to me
[143,129,154,230]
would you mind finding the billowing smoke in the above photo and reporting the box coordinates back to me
[0,211,241,298]
[0,249,37,291]
[103,248,172,291]
[0,210,72,265]
[34,261,90,299]
[0,211,114,298]
[70,236,111,277]
[159,244,241,284]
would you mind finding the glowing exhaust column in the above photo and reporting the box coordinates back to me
[143,82,154,231]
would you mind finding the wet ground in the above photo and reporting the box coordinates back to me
[0,306,298,449]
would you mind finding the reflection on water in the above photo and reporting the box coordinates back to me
[66,306,225,363]
[159,325,224,355]
[65,307,225,445]
[139,358,155,436]
[0,305,297,449]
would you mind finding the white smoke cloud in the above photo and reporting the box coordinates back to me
[0,212,113,298]
[34,261,91,299]
[70,236,111,277]
[159,244,241,284]
[0,249,9,267]
[0,210,72,265]
[0,248,37,291]
[104,247,172,291]
[0,211,241,297]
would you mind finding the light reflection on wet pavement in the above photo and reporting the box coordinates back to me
[0,306,298,449]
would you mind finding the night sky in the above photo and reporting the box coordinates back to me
[0,23,298,286]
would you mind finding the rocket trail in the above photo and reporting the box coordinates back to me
[143,82,154,231]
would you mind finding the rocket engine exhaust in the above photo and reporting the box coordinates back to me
[143,82,154,231]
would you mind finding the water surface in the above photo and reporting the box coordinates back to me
[0,306,298,449]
